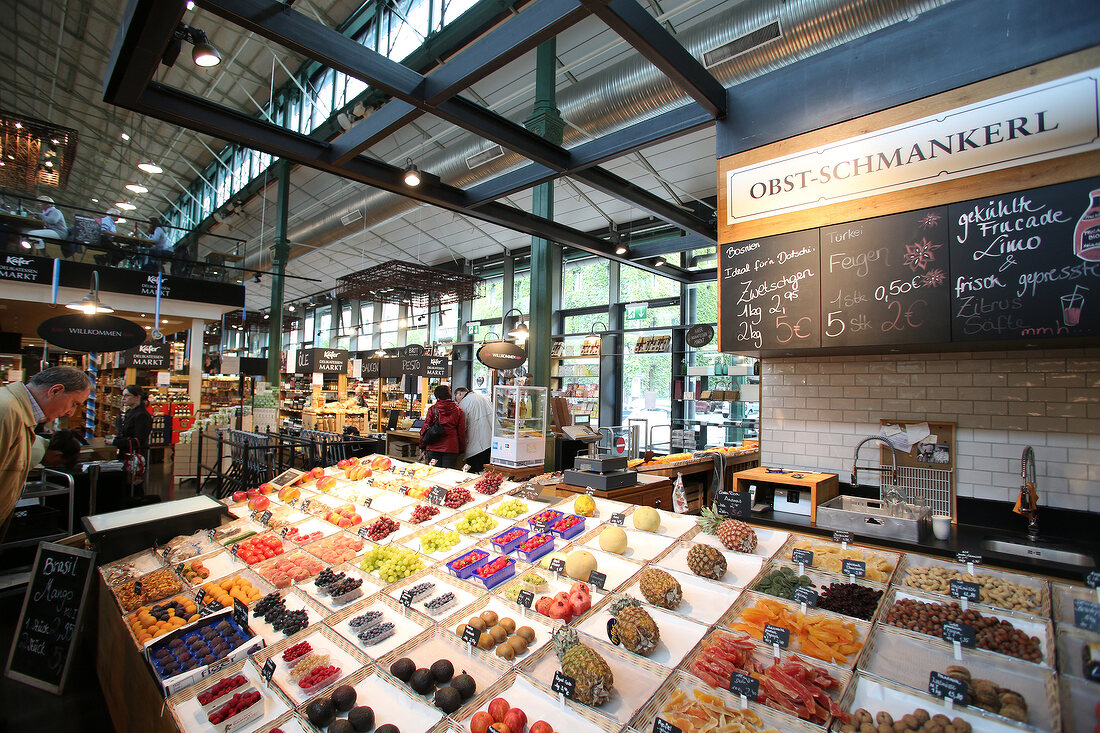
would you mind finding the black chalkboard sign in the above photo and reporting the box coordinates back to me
[727,671,759,700]
[949,579,981,602]
[715,490,750,519]
[942,621,976,647]
[4,542,96,693]
[819,208,951,347]
[1073,598,1100,632]
[949,177,1100,341]
[762,624,790,648]
[928,671,968,704]
[719,229,820,352]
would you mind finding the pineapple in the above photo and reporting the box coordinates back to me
[638,567,682,609]
[552,622,614,706]
[607,595,659,656]
[697,503,758,553]
[686,543,726,580]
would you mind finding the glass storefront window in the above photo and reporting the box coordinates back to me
[563,312,608,336]
[472,276,504,321]
[620,264,679,302]
[620,330,672,434]
[562,257,609,309]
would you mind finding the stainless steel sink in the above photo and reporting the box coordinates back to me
[980,537,1095,567]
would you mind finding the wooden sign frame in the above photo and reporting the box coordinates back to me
[4,542,96,694]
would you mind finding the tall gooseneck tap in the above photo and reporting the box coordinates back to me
[851,436,899,490]
[1020,446,1039,540]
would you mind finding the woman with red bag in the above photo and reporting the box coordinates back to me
[113,384,152,493]
[419,384,466,468]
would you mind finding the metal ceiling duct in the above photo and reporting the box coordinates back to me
[253,0,950,270]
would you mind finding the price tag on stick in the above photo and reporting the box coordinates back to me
[461,624,481,645]
[841,559,865,580]
[609,513,626,526]
[548,558,565,575]
[1073,599,1100,632]
[261,659,276,685]
[587,570,607,591]
[652,718,682,733]
[551,671,575,698]
[791,548,813,568]
[516,590,534,609]
[728,671,759,703]
[762,623,790,649]
[928,671,968,704]
[832,530,852,548]
[942,621,976,648]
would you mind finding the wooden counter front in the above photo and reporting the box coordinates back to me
[732,467,839,523]
[547,472,673,511]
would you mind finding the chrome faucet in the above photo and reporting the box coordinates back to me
[851,436,899,490]
[1020,446,1039,540]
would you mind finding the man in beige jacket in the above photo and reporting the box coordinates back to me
[0,366,91,537]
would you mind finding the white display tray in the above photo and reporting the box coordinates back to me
[300,531,369,566]
[577,597,709,669]
[618,566,741,625]
[436,509,505,540]
[357,516,420,546]
[481,494,547,522]
[400,527,481,563]
[167,660,290,733]
[247,588,328,647]
[519,634,671,723]
[577,526,678,563]
[491,566,609,618]
[266,628,366,706]
[456,674,621,733]
[391,500,458,525]
[844,672,1024,733]
[657,542,764,588]
[553,495,636,520]
[299,666,444,733]
[441,594,556,664]
[386,569,488,621]
[280,516,340,545]
[554,547,645,593]
[299,563,383,613]
[327,593,434,659]
[623,507,697,539]
[181,549,246,587]
[685,525,790,559]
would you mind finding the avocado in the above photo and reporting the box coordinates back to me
[434,686,462,714]
[306,698,336,728]
[409,668,435,694]
[389,657,415,682]
[348,706,375,733]
[450,672,476,700]
[332,684,357,712]
[430,658,454,683]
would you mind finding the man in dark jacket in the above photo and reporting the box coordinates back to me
[420,384,466,468]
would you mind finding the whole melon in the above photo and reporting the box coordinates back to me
[565,550,597,580]
[632,506,661,532]
[598,526,628,554]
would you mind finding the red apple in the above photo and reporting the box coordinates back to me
[317,476,338,492]
[246,488,260,498]
[337,458,350,469]
[337,516,353,528]
[347,513,362,526]
[231,490,247,503]
[346,456,359,467]
[370,455,392,471]
[569,591,591,616]
[247,495,270,512]
[503,708,527,733]
[529,721,553,733]
[488,698,510,724]
[548,598,573,621]
[471,712,493,733]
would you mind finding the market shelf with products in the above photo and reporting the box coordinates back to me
[91,457,1099,733]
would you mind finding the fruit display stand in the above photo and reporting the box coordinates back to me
[575,526,680,563]
[658,541,764,589]
[577,593,710,670]
[295,664,445,733]
[457,673,622,733]
[326,591,435,658]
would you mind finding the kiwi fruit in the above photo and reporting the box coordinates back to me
[495,643,515,660]
[479,610,498,626]
[377,725,401,733]
[332,684,357,712]
[516,626,535,642]
[489,625,507,643]
[467,616,487,632]
[477,632,494,651]
[507,636,528,654]
[307,698,336,728]
[390,657,415,682]
[499,617,516,634]
[349,706,375,733]
[410,668,435,694]
[430,659,454,683]
[451,672,476,700]
[330,721,355,733]
[434,686,463,714]
[456,623,469,638]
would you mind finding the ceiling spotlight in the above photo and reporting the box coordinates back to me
[66,272,115,315]
[615,243,628,255]
[191,29,221,67]
[43,160,53,168]
[263,312,270,319]
[288,304,295,312]
[115,201,136,211]
[50,138,59,145]
[402,159,421,187]
[138,162,163,174]
[14,122,21,129]
[20,240,31,249]
[125,183,149,193]
[120,132,130,141]
[91,198,99,203]
[235,279,243,284]
[186,0,195,8]
[337,113,355,131]
[654,257,666,267]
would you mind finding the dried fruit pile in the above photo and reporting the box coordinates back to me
[689,630,847,725]
[660,688,780,733]
[729,598,864,665]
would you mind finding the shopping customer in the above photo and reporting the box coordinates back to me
[113,384,152,493]
[453,386,492,471]
[0,366,91,537]
[146,216,171,271]
[419,384,466,468]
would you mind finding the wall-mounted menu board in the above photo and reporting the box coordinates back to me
[718,229,820,352]
[949,177,1100,341]
[719,177,1100,355]
[819,208,951,347]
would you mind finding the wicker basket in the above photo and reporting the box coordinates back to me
[777,535,901,585]
[895,553,1050,618]
[249,622,371,708]
[751,559,890,625]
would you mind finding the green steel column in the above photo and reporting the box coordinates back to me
[267,159,292,383]
[525,40,564,466]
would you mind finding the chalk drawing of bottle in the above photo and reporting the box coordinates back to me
[1074,188,1100,261]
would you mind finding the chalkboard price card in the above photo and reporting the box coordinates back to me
[588,570,607,591]
[551,671,576,698]
[832,530,853,544]
[548,558,566,574]
[956,551,982,566]
[1073,599,1100,632]
[820,208,951,347]
[609,513,626,526]
[841,559,866,578]
[949,177,1100,342]
[793,586,819,607]
[461,624,481,645]
[942,621,977,647]
[233,598,248,628]
[585,486,596,496]
[715,490,751,519]
[728,671,760,700]
[516,590,534,609]
[428,487,447,506]
[928,671,968,703]
[4,542,96,694]
[762,624,790,648]
[653,719,682,733]
[399,590,415,607]
[358,526,373,540]
[719,229,821,353]
[1086,571,1100,589]
[261,659,276,683]
[949,579,981,601]
[791,548,814,566]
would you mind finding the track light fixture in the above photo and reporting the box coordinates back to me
[615,243,628,255]
[402,158,421,187]
[66,272,115,315]
[654,257,666,267]
[162,24,222,68]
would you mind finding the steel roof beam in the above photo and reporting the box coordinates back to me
[327,100,423,165]
[577,0,726,118]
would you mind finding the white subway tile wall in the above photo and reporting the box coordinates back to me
[761,348,1100,513]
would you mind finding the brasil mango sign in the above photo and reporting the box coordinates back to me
[37,314,147,352]
[477,340,527,370]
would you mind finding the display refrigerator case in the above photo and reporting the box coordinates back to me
[490,384,547,467]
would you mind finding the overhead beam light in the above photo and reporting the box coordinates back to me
[120,132,130,141]
[402,159,421,187]
[66,272,115,315]
[125,183,149,193]
[162,24,221,68]
[115,201,137,211]
[138,162,162,174]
